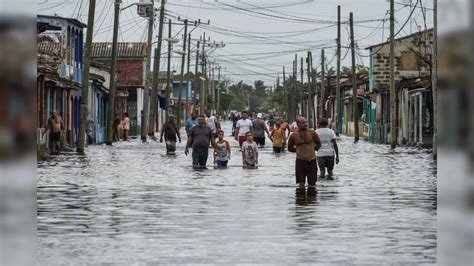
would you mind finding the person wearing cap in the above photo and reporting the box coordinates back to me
[252,113,271,148]
[315,118,339,179]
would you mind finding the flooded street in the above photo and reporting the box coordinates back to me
[37,124,437,264]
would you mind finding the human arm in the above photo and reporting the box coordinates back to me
[160,123,165,142]
[184,131,193,155]
[264,123,270,138]
[176,126,181,143]
[287,134,296,153]
[226,141,231,160]
[332,138,339,164]
[60,117,65,131]
[313,131,321,151]
[255,144,259,165]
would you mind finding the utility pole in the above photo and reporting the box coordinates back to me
[195,41,200,114]
[321,49,326,119]
[185,32,191,120]
[307,51,313,128]
[149,0,166,137]
[432,0,437,159]
[283,66,288,121]
[336,5,341,135]
[141,2,154,142]
[217,65,221,117]
[389,0,396,148]
[77,0,97,153]
[105,0,119,146]
[177,19,188,128]
[350,12,359,142]
[201,33,206,113]
[300,56,304,117]
[165,19,171,120]
[292,54,297,123]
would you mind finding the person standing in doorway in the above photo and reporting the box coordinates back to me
[42,110,64,155]
[252,113,271,148]
[185,112,198,137]
[160,115,181,154]
[185,115,218,169]
[214,131,231,168]
[270,122,286,154]
[242,131,259,168]
[205,110,219,139]
[288,117,322,188]
[235,110,253,149]
[316,118,339,180]
[122,113,130,141]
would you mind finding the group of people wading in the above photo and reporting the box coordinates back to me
[162,110,340,188]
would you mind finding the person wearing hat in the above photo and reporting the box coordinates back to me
[252,113,271,148]
[315,118,339,179]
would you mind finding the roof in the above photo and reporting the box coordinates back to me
[365,28,434,50]
[91,42,148,58]
[37,14,87,28]
[37,42,61,56]
[37,21,61,33]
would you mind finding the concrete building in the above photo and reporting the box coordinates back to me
[367,29,434,146]
[37,15,86,148]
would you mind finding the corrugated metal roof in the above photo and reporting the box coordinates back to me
[91,42,148,58]
[38,42,62,56]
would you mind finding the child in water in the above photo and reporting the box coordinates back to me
[242,131,259,169]
[270,122,286,154]
[214,131,231,168]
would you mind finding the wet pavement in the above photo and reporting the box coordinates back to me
[37,123,437,264]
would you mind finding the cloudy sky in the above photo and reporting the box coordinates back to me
[37,0,442,86]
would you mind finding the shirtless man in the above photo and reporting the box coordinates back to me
[288,117,321,189]
[43,110,64,154]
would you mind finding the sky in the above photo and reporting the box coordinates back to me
[37,0,440,87]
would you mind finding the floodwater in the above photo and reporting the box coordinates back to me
[37,123,437,264]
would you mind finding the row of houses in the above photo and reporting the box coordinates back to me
[37,15,194,148]
[322,28,434,147]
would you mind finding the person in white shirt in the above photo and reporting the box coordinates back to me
[315,118,339,180]
[234,110,253,149]
[205,110,219,139]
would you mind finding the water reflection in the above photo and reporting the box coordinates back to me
[37,125,437,264]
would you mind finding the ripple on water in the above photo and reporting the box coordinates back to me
[37,126,436,264]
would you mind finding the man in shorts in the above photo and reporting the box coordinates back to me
[252,113,270,148]
[288,117,321,188]
[185,115,218,169]
[234,110,253,149]
[160,115,181,154]
[316,118,339,179]
[42,110,64,155]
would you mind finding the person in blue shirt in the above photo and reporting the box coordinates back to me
[185,112,198,137]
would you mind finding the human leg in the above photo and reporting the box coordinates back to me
[295,159,306,188]
[307,159,318,186]
[197,149,209,167]
[192,149,199,167]
[326,156,335,179]
[317,157,326,179]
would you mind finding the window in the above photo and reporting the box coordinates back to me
[401,51,418,71]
